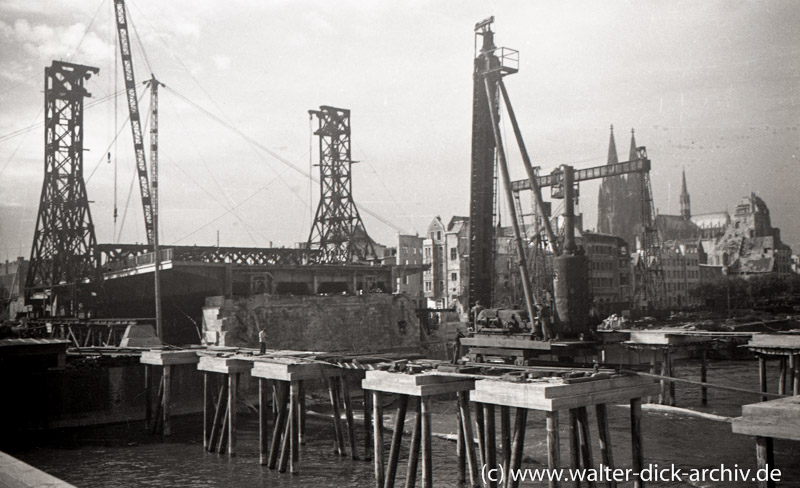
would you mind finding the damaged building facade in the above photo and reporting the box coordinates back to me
[598,124,793,291]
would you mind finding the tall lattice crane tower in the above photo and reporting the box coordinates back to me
[26,61,99,310]
[633,146,667,311]
[307,106,377,264]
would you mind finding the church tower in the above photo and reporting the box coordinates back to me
[597,125,623,235]
[680,168,691,220]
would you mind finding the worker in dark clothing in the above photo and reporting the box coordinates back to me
[258,328,267,354]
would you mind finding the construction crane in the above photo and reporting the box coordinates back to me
[113,0,154,247]
[464,19,665,363]
[113,0,165,337]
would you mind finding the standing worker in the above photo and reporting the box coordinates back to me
[258,328,267,354]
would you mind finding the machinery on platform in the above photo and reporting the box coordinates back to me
[464,18,666,364]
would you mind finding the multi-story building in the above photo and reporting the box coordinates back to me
[422,217,447,308]
[661,240,701,308]
[444,217,469,313]
[578,231,632,315]
[388,234,425,306]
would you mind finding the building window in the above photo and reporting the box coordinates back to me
[450,248,457,260]
[404,276,409,285]
[451,272,457,281]
[436,231,441,240]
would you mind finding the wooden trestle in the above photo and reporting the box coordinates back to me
[469,374,658,488]
[140,349,199,436]
[735,334,800,488]
[138,347,668,487]
[362,370,476,488]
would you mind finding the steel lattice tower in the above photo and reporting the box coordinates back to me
[26,61,99,301]
[307,106,377,263]
[633,146,667,311]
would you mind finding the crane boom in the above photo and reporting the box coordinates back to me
[113,0,154,246]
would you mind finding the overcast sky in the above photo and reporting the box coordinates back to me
[1,0,798,261]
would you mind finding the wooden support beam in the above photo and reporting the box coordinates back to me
[272,382,279,416]
[405,399,422,488]
[208,381,226,452]
[630,399,644,488]
[278,393,292,473]
[648,354,656,404]
[794,354,799,396]
[217,400,229,454]
[373,391,385,488]
[299,380,306,446]
[342,377,359,460]
[778,357,787,396]
[668,351,676,407]
[421,396,433,488]
[203,372,210,449]
[484,403,497,488]
[384,394,408,488]
[700,350,708,406]
[659,352,667,405]
[228,373,238,456]
[152,374,164,435]
[268,382,288,469]
[508,407,528,488]
[328,376,345,457]
[595,404,616,488]
[755,436,776,488]
[759,355,768,402]
[501,406,511,484]
[546,411,560,488]
[144,364,152,431]
[474,402,487,467]
[569,409,581,488]
[577,407,595,488]
[163,365,172,436]
[458,392,480,488]
[290,380,300,474]
[364,389,373,461]
[259,378,269,465]
[456,406,465,486]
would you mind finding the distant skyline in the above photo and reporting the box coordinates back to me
[1,0,798,261]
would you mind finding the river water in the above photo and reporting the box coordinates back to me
[9,360,800,487]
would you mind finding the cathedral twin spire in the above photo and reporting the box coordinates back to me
[598,125,692,249]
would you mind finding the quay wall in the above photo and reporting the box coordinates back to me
[0,359,207,434]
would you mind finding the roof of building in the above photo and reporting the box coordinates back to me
[580,231,628,246]
[447,218,469,236]
[690,212,730,229]
[656,214,700,241]
[447,216,469,231]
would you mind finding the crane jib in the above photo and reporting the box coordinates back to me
[114,0,154,247]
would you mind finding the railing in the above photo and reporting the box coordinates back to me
[100,248,173,272]
[98,244,325,272]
